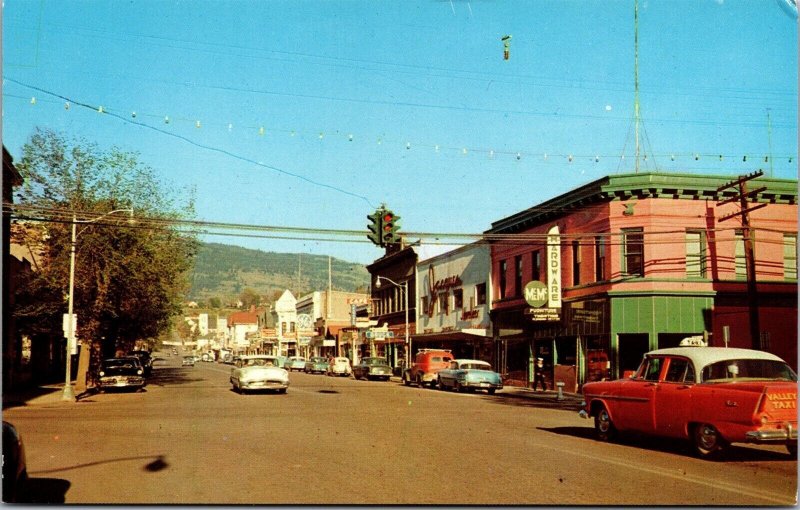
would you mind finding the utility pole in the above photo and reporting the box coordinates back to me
[717,170,767,350]
[634,0,641,173]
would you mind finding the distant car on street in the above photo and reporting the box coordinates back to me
[579,345,798,458]
[230,355,289,394]
[437,359,503,394]
[352,357,392,381]
[304,356,329,374]
[326,357,352,377]
[284,356,307,372]
[98,357,147,392]
[182,356,195,367]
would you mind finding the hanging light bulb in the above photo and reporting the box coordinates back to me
[30,97,36,104]
[789,157,793,163]
[462,148,468,155]
[516,152,521,160]
[595,155,600,163]
[259,127,265,136]
[348,134,354,142]
[290,130,296,137]
[98,105,105,113]
[543,153,548,160]
[435,144,440,153]
[406,142,411,150]
[489,150,495,159]
[64,102,71,110]
[764,156,769,163]
[319,132,324,140]
[743,155,747,162]
[694,154,699,161]
[568,154,573,163]
[719,154,723,161]
[164,116,170,124]
[228,123,233,131]
[131,111,136,118]
[643,154,647,162]
[670,154,675,161]
[195,120,201,128]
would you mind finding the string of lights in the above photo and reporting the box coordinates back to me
[5,83,795,168]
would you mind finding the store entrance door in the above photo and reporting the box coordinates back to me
[617,333,649,378]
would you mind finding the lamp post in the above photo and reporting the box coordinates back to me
[62,208,134,401]
[374,276,410,373]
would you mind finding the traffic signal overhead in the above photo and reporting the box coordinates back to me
[367,210,383,246]
[381,210,401,245]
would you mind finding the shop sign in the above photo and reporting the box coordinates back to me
[433,275,462,291]
[524,281,548,308]
[547,225,562,308]
[525,307,561,322]
[461,309,479,320]
[573,309,602,324]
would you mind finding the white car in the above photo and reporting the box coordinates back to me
[230,355,289,394]
[327,357,352,377]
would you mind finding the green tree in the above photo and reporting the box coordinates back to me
[239,287,261,309]
[12,129,198,382]
[208,297,222,309]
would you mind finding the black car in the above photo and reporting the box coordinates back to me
[2,421,28,503]
[128,350,153,375]
[98,357,147,392]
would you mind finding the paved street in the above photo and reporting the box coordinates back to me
[4,353,796,505]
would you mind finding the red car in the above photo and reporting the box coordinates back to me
[579,346,798,458]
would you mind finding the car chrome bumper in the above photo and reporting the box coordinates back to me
[242,380,289,390]
[745,423,798,443]
[463,381,503,390]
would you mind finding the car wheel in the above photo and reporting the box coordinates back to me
[787,442,797,457]
[403,373,411,386]
[594,405,616,442]
[437,378,445,390]
[278,388,287,394]
[455,381,464,393]
[487,388,496,395]
[692,423,727,459]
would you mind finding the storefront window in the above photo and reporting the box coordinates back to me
[453,289,463,309]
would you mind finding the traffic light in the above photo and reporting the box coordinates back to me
[381,210,401,245]
[367,210,383,246]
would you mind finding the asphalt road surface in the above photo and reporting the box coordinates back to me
[4,352,797,505]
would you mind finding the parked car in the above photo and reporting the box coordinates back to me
[403,349,454,388]
[230,355,289,394]
[304,356,329,374]
[284,356,307,372]
[327,357,352,377]
[128,350,153,375]
[579,346,798,458]
[98,357,147,392]
[437,359,503,394]
[352,357,393,381]
[182,355,195,367]
[2,421,27,503]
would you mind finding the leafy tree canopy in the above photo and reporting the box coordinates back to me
[12,128,198,376]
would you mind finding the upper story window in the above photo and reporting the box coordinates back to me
[531,250,541,282]
[686,230,707,278]
[438,292,449,314]
[572,240,581,286]
[453,288,463,309]
[514,255,523,297]
[595,236,606,282]
[476,283,487,306]
[622,228,644,277]
[420,296,429,317]
[784,234,797,280]
[734,230,750,279]
[499,260,507,299]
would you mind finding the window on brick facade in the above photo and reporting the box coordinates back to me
[595,236,606,282]
[499,260,507,298]
[515,255,523,297]
[532,250,541,282]
[784,234,797,280]
[734,230,747,279]
[686,230,707,278]
[622,228,644,277]
[572,240,581,286]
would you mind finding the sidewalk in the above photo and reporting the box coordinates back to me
[2,384,94,409]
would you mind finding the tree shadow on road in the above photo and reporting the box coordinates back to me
[480,391,584,411]
[537,425,796,462]
[145,366,209,387]
[19,477,70,504]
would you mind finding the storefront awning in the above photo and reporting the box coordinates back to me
[411,330,491,343]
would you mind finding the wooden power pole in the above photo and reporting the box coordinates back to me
[717,170,767,350]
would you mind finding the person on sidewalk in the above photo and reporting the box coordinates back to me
[533,358,548,391]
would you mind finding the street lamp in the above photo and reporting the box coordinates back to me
[62,208,135,401]
[374,276,410,373]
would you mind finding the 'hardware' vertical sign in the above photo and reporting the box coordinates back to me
[547,225,562,309]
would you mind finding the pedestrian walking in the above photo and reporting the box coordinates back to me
[534,357,548,391]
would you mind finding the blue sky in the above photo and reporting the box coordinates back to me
[3,0,797,264]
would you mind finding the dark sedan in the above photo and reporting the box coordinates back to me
[353,357,392,381]
[98,357,147,392]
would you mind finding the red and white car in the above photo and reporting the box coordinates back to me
[579,346,798,458]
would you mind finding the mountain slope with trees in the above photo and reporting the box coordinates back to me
[188,243,370,305]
